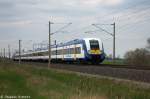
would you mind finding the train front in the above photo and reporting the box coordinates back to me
[84,38,105,64]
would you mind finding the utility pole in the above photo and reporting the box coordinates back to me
[91,22,116,61]
[19,40,21,64]
[48,21,52,68]
[54,40,57,45]
[54,40,57,60]
[8,45,11,59]
[1,48,2,58]
[111,22,116,61]
[0,48,2,58]
[48,21,71,68]
[3,48,5,59]
[33,43,34,51]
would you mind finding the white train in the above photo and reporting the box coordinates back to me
[13,38,105,64]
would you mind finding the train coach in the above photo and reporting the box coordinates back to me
[13,38,105,64]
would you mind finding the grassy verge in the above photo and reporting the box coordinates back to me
[0,60,150,99]
[102,59,125,65]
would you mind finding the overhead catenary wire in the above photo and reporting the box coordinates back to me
[51,23,72,35]
[117,8,150,30]
[94,0,150,21]
[118,14,150,33]
[117,6,150,22]
[118,17,150,34]
[74,0,150,40]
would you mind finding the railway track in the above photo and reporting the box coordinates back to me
[22,61,150,70]
[61,63,150,70]
[20,62,150,83]
[97,64,150,70]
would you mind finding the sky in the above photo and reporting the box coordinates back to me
[0,0,150,58]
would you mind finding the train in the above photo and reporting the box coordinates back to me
[13,38,105,64]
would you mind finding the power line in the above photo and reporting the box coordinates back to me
[118,16,150,33]
[51,23,72,35]
[68,25,92,33]
[94,0,150,21]
[117,7,150,28]
[119,17,150,33]
[117,6,150,22]
[92,24,113,36]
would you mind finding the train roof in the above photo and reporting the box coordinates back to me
[14,38,101,55]
[55,39,83,47]
[54,38,101,47]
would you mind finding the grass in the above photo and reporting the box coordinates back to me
[0,60,150,99]
[102,59,125,65]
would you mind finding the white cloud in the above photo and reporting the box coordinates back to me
[0,20,32,27]
[76,0,123,7]
[103,0,123,6]
[45,0,123,8]
[80,0,103,6]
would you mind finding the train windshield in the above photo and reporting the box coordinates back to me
[89,40,100,49]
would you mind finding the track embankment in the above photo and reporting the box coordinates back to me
[51,64,150,83]
[21,62,150,83]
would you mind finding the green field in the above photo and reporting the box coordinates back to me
[0,60,150,99]
[102,59,125,65]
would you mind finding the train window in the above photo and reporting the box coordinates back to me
[38,52,43,56]
[70,48,74,54]
[89,40,99,49]
[51,50,56,55]
[63,49,66,54]
[67,49,70,54]
[67,49,69,54]
[14,46,82,58]
[64,48,70,54]
[57,50,60,55]
[62,49,65,55]
[57,49,62,55]
[63,49,67,54]
[44,51,49,55]
[62,47,81,54]
[32,53,35,56]
[75,47,81,54]
[40,52,44,56]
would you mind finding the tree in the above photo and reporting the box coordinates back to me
[124,38,150,66]
[124,48,150,66]
[147,38,150,50]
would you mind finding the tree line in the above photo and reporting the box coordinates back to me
[124,38,150,66]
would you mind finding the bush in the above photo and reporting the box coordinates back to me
[124,48,150,66]
[146,38,150,50]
